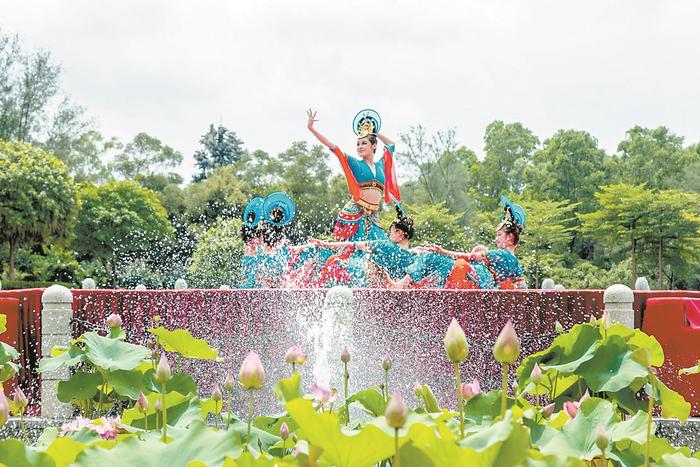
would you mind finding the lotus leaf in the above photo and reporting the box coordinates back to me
[80,332,151,371]
[578,335,649,393]
[56,370,103,402]
[149,327,220,360]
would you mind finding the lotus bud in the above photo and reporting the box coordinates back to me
[443,318,469,363]
[382,354,392,371]
[413,381,423,398]
[223,370,235,392]
[13,386,27,412]
[280,421,289,440]
[595,424,608,451]
[106,313,122,328]
[155,399,162,412]
[460,379,481,402]
[554,321,564,334]
[291,433,298,443]
[493,319,521,364]
[284,345,308,365]
[212,384,223,402]
[530,363,543,385]
[385,392,408,428]
[563,401,579,418]
[136,392,149,413]
[341,347,351,364]
[239,351,265,390]
[543,402,555,418]
[0,392,8,428]
[154,353,172,383]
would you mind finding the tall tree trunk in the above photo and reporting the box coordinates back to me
[658,241,664,289]
[7,237,16,280]
[631,238,638,288]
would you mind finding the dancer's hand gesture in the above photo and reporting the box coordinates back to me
[306,109,318,130]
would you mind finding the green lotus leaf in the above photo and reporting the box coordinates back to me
[517,323,600,389]
[200,397,223,417]
[464,390,514,425]
[121,391,197,429]
[0,360,20,383]
[144,369,197,396]
[80,332,151,371]
[519,450,588,466]
[57,370,103,402]
[38,345,86,373]
[108,326,126,340]
[0,439,55,467]
[679,359,700,376]
[578,335,649,393]
[538,398,647,460]
[0,341,20,364]
[651,373,691,422]
[346,386,386,417]
[148,327,220,360]
[273,371,302,402]
[224,416,281,452]
[402,423,483,466]
[0,314,6,333]
[657,452,700,466]
[44,436,91,467]
[286,397,395,467]
[108,369,147,400]
[421,384,441,413]
[459,410,530,466]
[253,415,299,438]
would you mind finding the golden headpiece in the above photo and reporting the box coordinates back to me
[353,109,382,139]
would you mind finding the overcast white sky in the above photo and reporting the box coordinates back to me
[2,1,699,182]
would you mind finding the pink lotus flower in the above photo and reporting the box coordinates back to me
[310,383,337,407]
[106,313,122,328]
[280,421,289,440]
[212,384,223,402]
[94,416,121,440]
[239,352,265,390]
[543,402,555,418]
[0,392,9,428]
[223,370,235,392]
[385,392,408,428]
[530,364,543,385]
[284,346,308,365]
[382,354,392,371]
[154,354,172,383]
[136,392,149,413]
[13,386,27,412]
[444,318,469,363]
[341,347,351,364]
[60,416,94,436]
[493,319,521,364]
[563,401,579,418]
[460,379,481,402]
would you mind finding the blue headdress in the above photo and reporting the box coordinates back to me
[243,197,264,228]
[498,195,526,231]
[352,109,382,138]
[263,192,296,227]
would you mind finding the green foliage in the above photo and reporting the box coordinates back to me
[148,326,220,360]
[0,279,73,290]
[193,124,246,182]
[112,132,183,181]
[0,317,20,382]
[0,140,77,279]
[187,217,244,288]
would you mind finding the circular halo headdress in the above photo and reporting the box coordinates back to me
[262,192,296,227]
[243,196,264,228]
[352,109,382,138]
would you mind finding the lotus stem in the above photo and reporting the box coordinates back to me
[161,383,167,442]
[394,427,401,467]
[645,378,655,467]
[215,400,219,430]
[246,389,254,452]
[601,450,608,467]
[344,361,350,425]
[227,392,232,430]
[384,369,389,404]
[144,412,148,431]
[454,363,465,438]
[292,362,296,374]
[500,363,509,418]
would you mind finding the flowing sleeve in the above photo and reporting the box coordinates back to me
[330,146,361,202]
[382,144,401,204]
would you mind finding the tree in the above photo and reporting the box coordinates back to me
[0,31,60,142]
[578,184,656,286]
[516,199,577,288]
[472,121,539,207]
[526,130,608,212]
[183,165,250,224]
[187,218,244,288]
[73,181,174,286]
[193,124,245,182]
[112,132,183,181]
[615,126,694,189]
[0,140,76,279]
[380,202,468,251]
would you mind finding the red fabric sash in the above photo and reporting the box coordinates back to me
[383,146,401,204]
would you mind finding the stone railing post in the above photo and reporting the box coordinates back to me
[635,277,650,290]
[541,278,555,289]
[604,284,635,329]
[174,278,188,290]
[81,277,96,289]
[41,285,73,419]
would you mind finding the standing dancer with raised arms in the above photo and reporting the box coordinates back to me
[306,108,401,241]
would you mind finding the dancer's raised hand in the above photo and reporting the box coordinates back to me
[306,109,318,130]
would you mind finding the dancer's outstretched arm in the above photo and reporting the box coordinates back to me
[307,109,336,149]
[309,238,369,250]
[422,243,482,262]
[376,132,394,146]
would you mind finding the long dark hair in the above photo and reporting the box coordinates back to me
[261,221,285,247]
[391,205,414,240]
[240,224,260,243]
[499,221,522,246]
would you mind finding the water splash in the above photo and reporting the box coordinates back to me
[310,286,354,388]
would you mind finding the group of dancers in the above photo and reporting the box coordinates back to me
[239,109,526,290]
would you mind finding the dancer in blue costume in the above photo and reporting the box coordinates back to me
[239,197,264,288]
[309,207,417,287]
[306,109,401,242]
[426,195,526,289]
